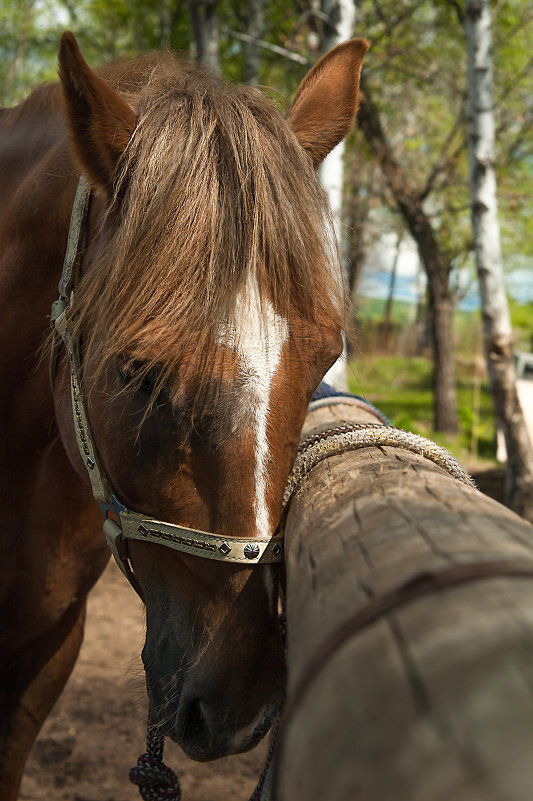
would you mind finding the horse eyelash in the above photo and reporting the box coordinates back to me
[116,358,160,395]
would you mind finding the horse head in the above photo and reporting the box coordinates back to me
[54,32,368,761]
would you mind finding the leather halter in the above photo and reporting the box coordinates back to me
[50,177,284,594]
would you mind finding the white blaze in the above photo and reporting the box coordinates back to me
[222,279,288,537]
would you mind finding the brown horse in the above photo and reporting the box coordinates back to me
[0,32,368,799]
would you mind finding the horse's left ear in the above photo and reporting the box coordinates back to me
[58,31,137,191]
[288,39,369,169]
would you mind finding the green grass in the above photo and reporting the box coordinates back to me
[349,298,532,465]
[356,297,414,324]
[509,298,533,350]
[356,298,533,355]
[347,355,497,465]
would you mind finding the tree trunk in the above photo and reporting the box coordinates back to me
[274,398,533,800]
[158,0,172,47]
[465,0,533,521]
[383,232,401,324]
[187,0,220,73]
[318,0,356,392]
[242,0,263,85]
[357,78,459,433]
[345,153,375,301]
[429,281,459,433]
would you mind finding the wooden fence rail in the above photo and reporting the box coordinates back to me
[274,398,533,801]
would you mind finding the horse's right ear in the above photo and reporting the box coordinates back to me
[58,32,137,191]
[288,39,369,169]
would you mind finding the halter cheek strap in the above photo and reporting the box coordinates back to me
[50,177,284,594]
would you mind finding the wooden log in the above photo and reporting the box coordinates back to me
[275,398,533,801]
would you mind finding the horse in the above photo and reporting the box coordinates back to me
[0,31,368,799]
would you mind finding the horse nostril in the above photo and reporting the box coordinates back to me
[182,697,209,742]
[177,695,230,760]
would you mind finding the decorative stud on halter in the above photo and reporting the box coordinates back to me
[50,176,285,598]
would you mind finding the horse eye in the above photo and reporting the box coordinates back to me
[116,359,159,396]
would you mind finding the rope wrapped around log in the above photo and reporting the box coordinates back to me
[274,394,533,801]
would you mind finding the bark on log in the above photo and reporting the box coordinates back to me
[275,399,533,801]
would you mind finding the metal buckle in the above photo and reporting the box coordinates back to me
[100,494,128,520]
[100,496,128,562]
[50,297,66,328]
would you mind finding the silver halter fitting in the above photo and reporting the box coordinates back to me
[50,177,284,593]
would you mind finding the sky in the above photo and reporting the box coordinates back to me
[358,236,533,309]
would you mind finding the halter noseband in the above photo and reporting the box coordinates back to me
[50,177,284,594]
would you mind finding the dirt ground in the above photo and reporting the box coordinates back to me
[19,466,504,801]
[19,559,269,801]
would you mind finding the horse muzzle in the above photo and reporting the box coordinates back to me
[151,682,281,762]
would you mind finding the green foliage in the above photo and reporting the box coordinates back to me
[0,0,193,106]
[2,0,531,438]
[492,3,533,260]
[0,0,314,110]
[356,296,414,325]
[0,0,59,103]
[356,298,485,355]
[348,355,497,464]
[509,298,533,350]
[218,0,310,95]
[357,296,532,360]
[349,0,533,276]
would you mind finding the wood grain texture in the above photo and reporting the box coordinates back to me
[276,401,533,801]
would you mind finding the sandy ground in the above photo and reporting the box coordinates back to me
[19,559,269,801]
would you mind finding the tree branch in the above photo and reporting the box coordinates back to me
[419,103,467,201]
[444,0,465,25]
[220,27,309,65]
[357,74,452,290]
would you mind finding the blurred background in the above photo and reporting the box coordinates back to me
[5,6,533,797]
[2,0,532,497]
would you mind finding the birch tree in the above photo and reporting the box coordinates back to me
[465,0,533,521]
[318,0,357,391]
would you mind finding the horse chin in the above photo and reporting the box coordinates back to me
[156,696,281,762]
[173,710,277,762]
[227,710,278,755]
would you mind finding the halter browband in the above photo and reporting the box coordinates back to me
[50,176,284,592]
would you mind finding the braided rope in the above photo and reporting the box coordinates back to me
[246,612,286,801]
[283,422,475,509]
[247,722,278,801]
[130,415,474,801]
[130,683,281,801]
[130,729,181,801]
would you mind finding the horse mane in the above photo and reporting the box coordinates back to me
[72,54,344,400]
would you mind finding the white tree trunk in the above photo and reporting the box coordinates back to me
[319,0,356,392]
[465,0,533,521]
[466,1,510,344]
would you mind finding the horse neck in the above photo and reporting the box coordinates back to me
[0,88,86,412]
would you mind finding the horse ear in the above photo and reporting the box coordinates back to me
[288,39,369,169]
[58,32,137,191]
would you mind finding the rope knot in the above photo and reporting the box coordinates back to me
[130,751,181,801]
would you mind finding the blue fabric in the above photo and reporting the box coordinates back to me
[311,381,352,401]
[311,382,392,426]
